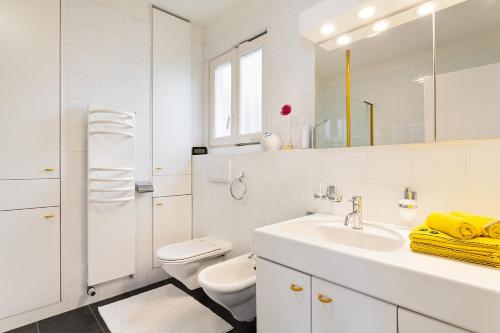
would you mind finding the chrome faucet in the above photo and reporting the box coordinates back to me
[345,196,363,230]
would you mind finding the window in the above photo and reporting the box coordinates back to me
[210,34,266,146]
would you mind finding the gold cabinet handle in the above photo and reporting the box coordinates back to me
[44,168,55,172]
[290,284,303,292]
[155,167,162,170]
[44,214,55,219]
[317,294,333,304]
[156,203,163,206]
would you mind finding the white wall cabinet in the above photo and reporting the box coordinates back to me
[257,258,468,333]
[151,9,193,270]
[398,308,471,333]
[0,0,60,180]
[257,258,311,333]
[0,0,61,324]
[153,196,192,267]
[312,277,397,333]
[0,208,60,319]
[152,9,191,179]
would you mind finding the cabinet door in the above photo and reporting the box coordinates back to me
[257,258,311,333]
[312,277,397,333]
[152,9,191,177]
[153,195,192,267]
[398,308,471,333]
[0,0,60,179]
[0,208,60,319]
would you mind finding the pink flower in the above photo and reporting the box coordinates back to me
[281,104,292,116]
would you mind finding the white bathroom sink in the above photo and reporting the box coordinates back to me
[278,218,404,252]
[254,214,500,333]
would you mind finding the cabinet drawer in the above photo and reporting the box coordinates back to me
[153,175,191,197]
[0,207,60,319]
[398,308,471,333]
[257,258,311,333]
[0,179,59,211]
[312,277,397,333]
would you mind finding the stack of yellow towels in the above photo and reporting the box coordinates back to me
[410,211,500,268]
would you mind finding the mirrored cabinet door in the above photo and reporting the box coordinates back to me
[315,7,434,148]
[435,0,500,141]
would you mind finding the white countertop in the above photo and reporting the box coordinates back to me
[254,214,500,333]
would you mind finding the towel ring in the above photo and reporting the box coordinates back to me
[230,172,247,201]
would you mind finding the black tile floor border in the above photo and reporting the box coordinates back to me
[6,278,256,333]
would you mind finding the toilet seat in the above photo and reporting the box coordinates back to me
[156,236,232,264]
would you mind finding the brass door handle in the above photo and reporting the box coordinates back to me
[318,294,333,304]
[44,168,55,172]
[290,284,303,292]
[44,214,55,219]
[156,203,163,206]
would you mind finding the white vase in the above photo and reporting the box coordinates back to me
[260,132,282,151]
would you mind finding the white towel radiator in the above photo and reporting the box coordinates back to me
[87,107,136,286]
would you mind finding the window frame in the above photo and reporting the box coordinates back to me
[209,34,267,147]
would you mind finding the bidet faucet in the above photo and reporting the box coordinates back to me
[345,196,363,230]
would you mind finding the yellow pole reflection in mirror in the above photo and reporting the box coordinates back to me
[346,49,351,147]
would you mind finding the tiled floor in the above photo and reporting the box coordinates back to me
[7,278,256,333]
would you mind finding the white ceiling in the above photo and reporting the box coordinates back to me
[152,0,247,27]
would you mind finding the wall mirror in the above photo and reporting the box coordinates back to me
[315,5,434,148]
[435,0,500,141]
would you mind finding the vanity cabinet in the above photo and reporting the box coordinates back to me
[257,259,396,333]
[398,308,471,333]
[257,258,469,333]
[257,258,311,333]
[312,277,397,333]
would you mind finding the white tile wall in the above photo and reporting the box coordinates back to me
[193,139,500,257]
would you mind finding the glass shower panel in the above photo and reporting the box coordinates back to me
[315,97,346,148]
[350,99,372,147]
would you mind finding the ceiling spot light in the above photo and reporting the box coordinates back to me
[336,35,351,46]
[417,2,436,16]
[357,6,376,19]
[320,24,335,35]
[372,20,389,32]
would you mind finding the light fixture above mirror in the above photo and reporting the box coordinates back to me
[357,6,377,19]
[320,23,335,35]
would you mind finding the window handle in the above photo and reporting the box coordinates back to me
[226,115,237,129]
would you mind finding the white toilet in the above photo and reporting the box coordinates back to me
[155,236,232,290]
[198,253,257,322]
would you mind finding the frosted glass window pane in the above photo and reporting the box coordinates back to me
[239,48,262,135]
[214,62,232,138]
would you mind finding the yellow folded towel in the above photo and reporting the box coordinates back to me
[410,242,500,268]
[409,224,500,268]
[425,212,481,240]
[451,211,500,239]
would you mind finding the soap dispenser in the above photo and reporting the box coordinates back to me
[399,187,418,223]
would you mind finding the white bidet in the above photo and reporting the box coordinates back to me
[198,253,257,321]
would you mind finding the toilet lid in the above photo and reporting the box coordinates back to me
[156,237,230,262]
